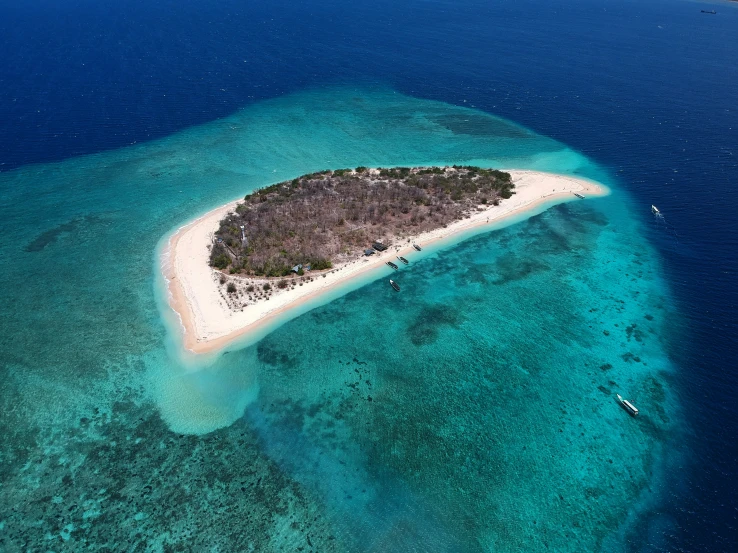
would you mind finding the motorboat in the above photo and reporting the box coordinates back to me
[616,394,639,416]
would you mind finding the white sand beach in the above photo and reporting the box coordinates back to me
[163,170,608,354]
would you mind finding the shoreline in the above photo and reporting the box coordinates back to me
[162,170,609,354]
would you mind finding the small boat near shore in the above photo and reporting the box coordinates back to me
[386,261,398,270]
[397,256,409,265]
[574,193,585,199]
[616,394,639,416]
[413,243,422,251]
[389,279,400,291]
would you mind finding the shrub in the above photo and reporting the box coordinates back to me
[310,258,332,271]
[219,275,226,285]
[227,283,237,294]
[277,279,288,289]
[263,283,271,292]
[247,285,255,292]
[211,254,230,270]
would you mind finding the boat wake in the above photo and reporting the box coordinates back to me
[651,205,682,246]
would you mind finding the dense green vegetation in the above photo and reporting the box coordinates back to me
[210,166,513,277]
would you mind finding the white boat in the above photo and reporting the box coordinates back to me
[616,394,639,416]
[651,205,660,215]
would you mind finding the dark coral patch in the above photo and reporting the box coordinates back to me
[625,324,645,342]
[491,253,550,286]
[25,219,82,252]
[257,340,296,367]
[432,113,529,138]
[457,265,489,286]
[407,303,463,346]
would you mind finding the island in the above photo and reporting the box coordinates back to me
[164,167,608,353]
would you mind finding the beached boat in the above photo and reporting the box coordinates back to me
[651,205,660,215]
[574,193,585,199]
[397,256,409,265]
[616,394,639,416]
[413,243,422,251]
[389,279,400,291]
[386,261,398,270]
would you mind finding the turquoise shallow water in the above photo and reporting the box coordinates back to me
[0,87,681,551]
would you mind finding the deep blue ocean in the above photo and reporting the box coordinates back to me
[1,0,736,551]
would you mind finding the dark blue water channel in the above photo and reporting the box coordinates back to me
[1,0,736,550]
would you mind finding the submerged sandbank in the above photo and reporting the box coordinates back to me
[163,170,608,354]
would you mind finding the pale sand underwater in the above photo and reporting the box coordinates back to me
[164,170,608,354]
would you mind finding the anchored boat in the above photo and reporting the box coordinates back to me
[413,243,422,251]
[574,193,585,199]
[397,256,409,265]
[389,279,400,291]
[386,261,398,270]
[616,394,639,416]
[651,205,661,215]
